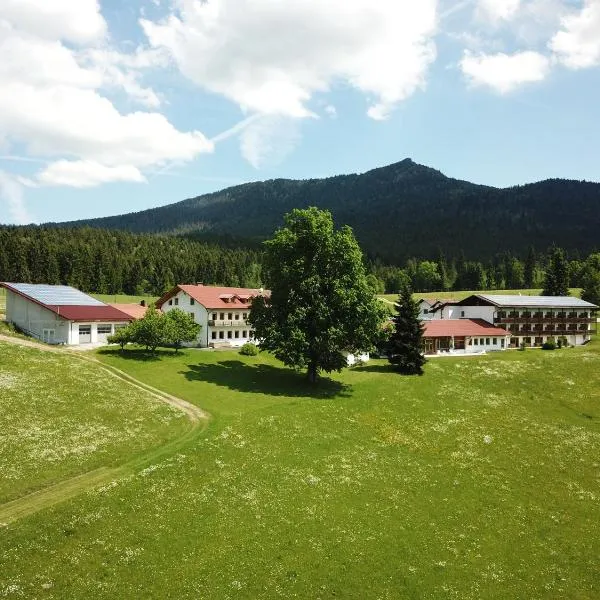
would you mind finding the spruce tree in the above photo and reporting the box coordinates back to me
[388,285,426,375]
[524,246,537,288]
[542,247,570,296]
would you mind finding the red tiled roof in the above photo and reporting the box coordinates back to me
[157,284,269,310]
[46,305,132,322]
[423,319,510,338]
[108,303,149,320]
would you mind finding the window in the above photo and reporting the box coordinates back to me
[234,331,239,338]
[228,313,233,320]
[243,313,248,319]
[79,326,91,335]
[227,331,232,339]
[480,338,484,345]
[468,339,472,346]
[168,299,172,306]
[423,309,429,314]
[461,310,465,317]
[98,325,112,334]
[212,313,217,321]
[174,298,179,306]
[219,331,224,339]
[501,339,505,348]
[474,339,478,346]
[211,332,217,340]
[220,313,225,320]
[493,338,497,345]
[234,313,240,320]
[190,298,195,305]
[242,330,248,338]
[485,338,490,345]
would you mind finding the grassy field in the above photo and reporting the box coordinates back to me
[92,293,158,305]
[379,288,584,303]
[0,342,188,503]
[1,342,599,598]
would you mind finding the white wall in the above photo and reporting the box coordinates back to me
[162,290,209,347]
[6,290,69,343]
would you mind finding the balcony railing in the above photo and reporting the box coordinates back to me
[208,320,249,327]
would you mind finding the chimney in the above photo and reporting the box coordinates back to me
[140,300,146,307]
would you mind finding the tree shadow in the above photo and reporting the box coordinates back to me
[352,363,397,374]
[97,348,181,362]
[181,360,351,399]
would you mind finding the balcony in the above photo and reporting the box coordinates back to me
[208,319,249,327]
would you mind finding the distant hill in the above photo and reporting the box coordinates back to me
[54,159,600,262]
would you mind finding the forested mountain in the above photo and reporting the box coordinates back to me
[55,159,600,263]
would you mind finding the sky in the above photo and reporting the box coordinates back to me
[0,0,599,225]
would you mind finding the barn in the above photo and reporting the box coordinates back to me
[1,283,132,345]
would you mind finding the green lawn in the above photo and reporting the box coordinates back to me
[1,343,599,598]
[92,293,158,306]
[0,342,188,503]
[379,288,583,303]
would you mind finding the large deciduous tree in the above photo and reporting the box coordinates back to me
[387,285,426,375]
[542,247,570,296]
[249,207,385,383]
[164,308,201,352]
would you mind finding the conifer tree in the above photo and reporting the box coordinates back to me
[542,247,570,296]
[388,285,426,375]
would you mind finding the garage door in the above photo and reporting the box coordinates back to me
[79,325,92,344]
[97,324,113,343]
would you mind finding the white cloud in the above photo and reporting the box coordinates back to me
[460,50,550,92]
[0,172,33,225]
[141,0,438,121]
[0,0,107,45]
[0,9,214,192]
[476,0,522,22]
[550,0,600,69]
[324,105,338,118]
[37,161,146,188]
[240,116,302,169]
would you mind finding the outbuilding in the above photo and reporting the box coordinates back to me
[1,283,132,345]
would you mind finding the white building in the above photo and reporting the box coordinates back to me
[1,283,132,345]
[424,294,598,349]
[156,284,266,348]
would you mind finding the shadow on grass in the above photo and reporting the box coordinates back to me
[181,360,351,399]
[352,363,397,374]
[97,348,182,362]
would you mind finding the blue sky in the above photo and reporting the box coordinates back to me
[0,0,599,225]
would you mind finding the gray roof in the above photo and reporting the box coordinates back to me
[4,283,105,306]
[475,294,598,309]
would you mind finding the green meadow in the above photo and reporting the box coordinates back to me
[1,341,599,598]
[379,288,584,303]
[0,342,188,504]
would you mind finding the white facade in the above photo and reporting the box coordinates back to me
[6,289,69,344]
[423,295,596,348]
[5,289,128,346]
[160,289,256,348]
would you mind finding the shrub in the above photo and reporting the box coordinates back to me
[542,337,556,350]
[239,342,259,356]
[519,342,527,351]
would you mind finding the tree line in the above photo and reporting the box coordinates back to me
[0,226,599,306]
[0,226,263,296]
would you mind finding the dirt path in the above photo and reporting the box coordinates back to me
[0,335,209,525]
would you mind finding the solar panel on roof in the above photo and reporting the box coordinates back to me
[8,283,105,306]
